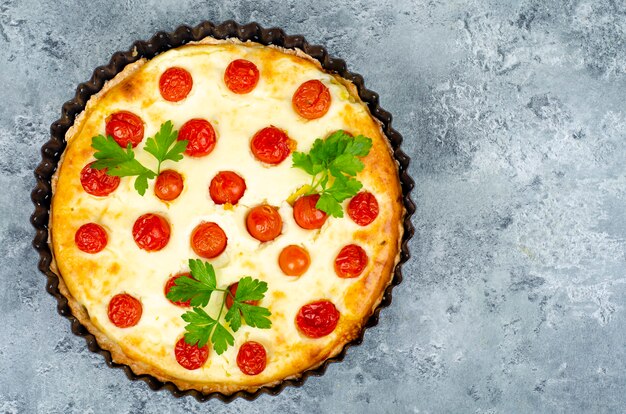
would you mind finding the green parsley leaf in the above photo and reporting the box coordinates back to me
[329,153,364,177]
[181,307,215,348]
[237,303,272,329]
[91,135,156,195]
[292,152,323,176]
[224,277,272,332]
[169,260,272,354]
[316,192,344,218]
[134,170,155,196]
[344,134,373,157]
[91,135,144,175]
[189,259,217,290]
[211,322,235,355]
[90,121,187,195]
[143,121,188,173]
[234,276,268,302]
[224,302,242,332]
[181,308,234,354]
[326,175,363,202]
[291,130,372,217]
[166,260,217,307]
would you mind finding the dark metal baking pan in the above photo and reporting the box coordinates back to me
[31,20,415,401]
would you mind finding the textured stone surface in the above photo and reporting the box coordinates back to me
[1,0,625,412]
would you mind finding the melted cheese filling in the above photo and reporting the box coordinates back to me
[52,42,398,386]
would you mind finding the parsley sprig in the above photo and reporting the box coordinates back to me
[291,130,372,217]
[166,259,272,355]
[91,121,187,195]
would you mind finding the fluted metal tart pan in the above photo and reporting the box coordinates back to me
[31,20,415,401]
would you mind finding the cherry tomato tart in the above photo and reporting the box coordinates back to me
[50,40,404,396]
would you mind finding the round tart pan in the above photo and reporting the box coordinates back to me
[31,20,416,401]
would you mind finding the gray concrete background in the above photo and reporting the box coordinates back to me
[1,0,625,412]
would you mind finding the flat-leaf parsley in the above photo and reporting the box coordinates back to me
[291,130,372,217]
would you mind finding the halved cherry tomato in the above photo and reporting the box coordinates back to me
[132,213,171,252]
[250,126,293,165]
[174,337,208,370]
[75,223,107,253]
[108,293,142,328]
[292,79,331,119]
[178,118,217,157]
[293,194,328,230]
[80,162,120,197]
[347,191,379,226]
[296,300,339,338]
[105,111,144,148]
[209,171,246,205]
[164,273,192,307]
[224,59,260,94]
[246,205,282,242]
[159,67,193,102]
[154,170,184,201]
[237,341,267,375]
[225,282,260,310]
[334,244,368,278]
[278,245,310,276]
[191,222,227,258]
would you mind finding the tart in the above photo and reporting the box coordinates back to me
[49,36,404,394]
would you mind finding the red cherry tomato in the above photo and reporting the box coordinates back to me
[174,337,209,370]
[190,222,227,258]
[348,191,379,226]
[154,169,184,201]
[293,194,328,230]
[159,67,193,102]
[74,223,107,253]
[164,273,192,307]
[250,126,293,165]
[292,79,331,119]
[80,162,120,197]
[108,294,142,328]
[209,171,246,205]
[246,205,283,242]
[224,59,260,94]
[178,119,217,157]
[296,300,340,338]
[225,282,260,310]
[278,245,310,276]
[237,341,267,375]
[334,244,368,278]
[105,111,144,148]
[132,214,171,252]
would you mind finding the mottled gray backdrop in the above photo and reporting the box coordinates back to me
[1,0,625,413]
